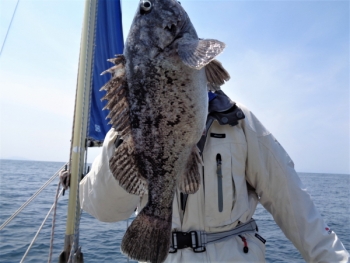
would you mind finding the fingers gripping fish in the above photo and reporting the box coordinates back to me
[101,0,230,262]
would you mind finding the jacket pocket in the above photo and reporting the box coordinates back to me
[203,143,237,227]
[203,123,248,228]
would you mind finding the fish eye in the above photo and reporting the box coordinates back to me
[178,1,181,4]
[140,0,152,13]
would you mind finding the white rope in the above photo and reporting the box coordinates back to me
[0,0,20,57]
[0,163,68,231]
[127,219,129,263]
[47,182,62,263]
[20,189,63,263]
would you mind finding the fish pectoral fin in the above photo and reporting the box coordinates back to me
[177,38,226,70]
[109,136,148,196]
[205,59,230,91]
[178,146,203,194]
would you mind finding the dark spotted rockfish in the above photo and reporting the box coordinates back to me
[101,0,229,262]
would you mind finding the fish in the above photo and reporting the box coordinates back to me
[100,0,230,262]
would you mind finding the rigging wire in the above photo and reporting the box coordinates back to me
[48,181,63,263]
[0,0,20,57]
[127,219,130,263]
[0,163,68,231]
[20,188,64,263]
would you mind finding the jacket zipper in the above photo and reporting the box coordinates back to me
[216,153,223,212]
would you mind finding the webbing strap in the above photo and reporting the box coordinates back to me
[200,218,256,246]
[169,219,257,253]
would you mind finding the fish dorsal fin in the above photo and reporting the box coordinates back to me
[178,146,203,194]
[101,54,131,135]
[177,38,225,70]
[205,59,230,91]
[101,54,147,195]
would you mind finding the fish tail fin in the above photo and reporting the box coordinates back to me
[178,146,203,194]
[121,209,171,263]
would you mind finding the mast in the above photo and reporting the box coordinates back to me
[59,0,98,262]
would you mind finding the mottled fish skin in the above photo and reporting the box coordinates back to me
[118,1,225,262]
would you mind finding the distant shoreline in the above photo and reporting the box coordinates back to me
[0,159,349,176]
[0,158,66,164]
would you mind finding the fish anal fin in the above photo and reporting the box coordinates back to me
[177,38,225,70]
[178,146,203,194]
[109,136,147,195]
[205,59,230,91]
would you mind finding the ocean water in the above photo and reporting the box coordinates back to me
[0,159,349,263]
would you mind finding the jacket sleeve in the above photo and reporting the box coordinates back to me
[79,128,139,222]
[239,104,349,263]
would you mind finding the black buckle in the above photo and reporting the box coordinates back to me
[169,231,206,253]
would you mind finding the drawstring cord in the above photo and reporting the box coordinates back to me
[238,235,249,253]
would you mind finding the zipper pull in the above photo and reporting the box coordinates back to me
[216,154,223,212]
[216,154,222,177]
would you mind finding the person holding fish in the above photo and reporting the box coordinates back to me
[78,88,349,263]
[73,0,350,262]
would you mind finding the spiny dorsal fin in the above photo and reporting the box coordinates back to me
[205,59,230,91]
[101,54,130,136]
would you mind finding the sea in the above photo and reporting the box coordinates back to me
[0,159,349,263]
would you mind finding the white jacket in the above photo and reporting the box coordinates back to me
[80,96,349,262]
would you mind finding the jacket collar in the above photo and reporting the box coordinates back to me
[197,90,245,154]
[208,90,236,113]
[207,90,245,127]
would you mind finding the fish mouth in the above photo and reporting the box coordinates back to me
[161,0,184,31]
[164,21,179,33]
[153,2,190,55]
[161,12,189,51]
[162,18,182,42]
[153,20,182,53]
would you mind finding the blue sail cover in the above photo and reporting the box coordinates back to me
[88,0,124,144]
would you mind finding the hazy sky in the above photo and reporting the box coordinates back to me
[0,0,349,174]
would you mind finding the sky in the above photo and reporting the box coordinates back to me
[0,0,349,174]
